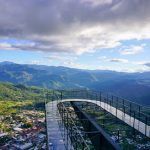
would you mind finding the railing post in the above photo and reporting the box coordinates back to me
[116,97,118,119]
[123,99,125,119]
[112,95,113,107]
[107,94,109,110]
[63,108,65,141]
[130,102,132,117]
[96,92,97,106]
[44,91,48,150]
[110,96,111,106]
[109,95,111,112]
[139,106,141,120]
[145,116,148,136]
[86,90,88,99]
[133,111,135,128]
[61,91,63,100]
[67,112,69,150]
[100,92,101,103]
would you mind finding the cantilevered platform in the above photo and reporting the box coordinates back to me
[46,98,150,150]
[62,99,150,138]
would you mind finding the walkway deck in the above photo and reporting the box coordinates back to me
[46,101,67,150]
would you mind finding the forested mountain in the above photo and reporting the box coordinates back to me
[0,62,150,105]
[0,82,46,102]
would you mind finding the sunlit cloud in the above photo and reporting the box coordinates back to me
[45,55,78,62]
[109,58,129,63]
[0,42,17,50]
[120,45,145,55]
[0,0,150,54]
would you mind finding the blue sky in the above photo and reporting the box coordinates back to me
[0,39,149,72]
[0,0,150,72]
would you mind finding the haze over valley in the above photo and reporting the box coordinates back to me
[0,61,150,106]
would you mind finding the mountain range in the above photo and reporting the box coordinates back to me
[0,61,150,106]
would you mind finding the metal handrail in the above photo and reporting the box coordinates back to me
[55,90,150,126]
[46,90,150,138]
[58,102,91,150]
[53,91,91,150]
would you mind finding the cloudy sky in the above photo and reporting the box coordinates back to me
[0,0,150,72]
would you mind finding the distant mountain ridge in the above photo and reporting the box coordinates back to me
[0,61,150,105]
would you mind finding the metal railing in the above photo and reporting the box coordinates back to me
[51,90,150,136]
[58,102,91,150]
[46,90,150,150]
[46,90,91,150]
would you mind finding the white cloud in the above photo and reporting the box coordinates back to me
[120,45,145,55]
[45,55,65,60]
[31,60,41,65]
[132,61,150,65]
[109,58,129,63]
[133,61,150,68]
[81,0,113,7]
[0,0,150,54]
[45,55,78,62]
[63,61,90,69]
[98,56,107,60]
[0,42,17,50]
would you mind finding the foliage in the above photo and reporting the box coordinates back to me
[0,62,150,105]
[0,100,32,116]
[0,82,48,102]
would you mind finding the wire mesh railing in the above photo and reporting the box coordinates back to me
[46,90,91,150]
[57,102,91,150]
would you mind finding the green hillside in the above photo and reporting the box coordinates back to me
[0,83,53,118]
[0,82,46,102]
